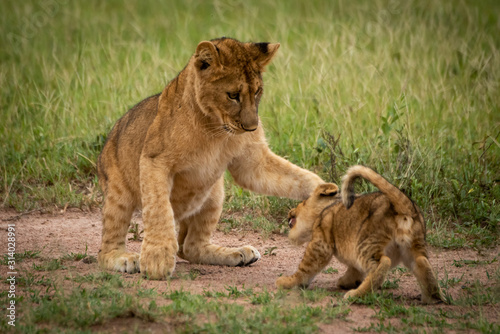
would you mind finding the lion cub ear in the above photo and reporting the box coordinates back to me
[317,183,339,197]
[250,42,280,68]
[195,41,221,71]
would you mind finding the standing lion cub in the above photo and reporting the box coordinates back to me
[97,37,324,279]
[276,165,444,304]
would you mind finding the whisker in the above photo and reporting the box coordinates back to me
[196,113,237,138]
[203,124,232,139]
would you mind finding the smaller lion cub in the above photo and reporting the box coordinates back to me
[276,165,445,304]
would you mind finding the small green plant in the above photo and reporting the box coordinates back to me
[263,246,278,256]
[70,272,125,287]
[61,252,87,262]
[455,280,498,306]
[203,289,227,299]
[137,287,158,298]
[381,278,400,289]
[300,288,330,303]
[32,258,65,271]
[427,223,468,249]
[249,215,275,238]
[1,249,42,265]
[16,273,53,287]
[322,267,339,274]
[218,217,242,233]
[128,221,143,241]
[249,290,273,305]
[225,285,243,298]
[23,283,158,330]
[346,291,396,306]
[173,269,199,281]
[453,258,497,268]
[439,268,464,289]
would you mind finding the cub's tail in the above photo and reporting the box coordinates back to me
[341,165,416,216]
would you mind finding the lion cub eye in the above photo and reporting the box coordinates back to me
[227,92,240,102]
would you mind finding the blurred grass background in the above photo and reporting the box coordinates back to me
[1,0,499,247]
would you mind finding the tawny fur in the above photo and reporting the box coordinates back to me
[276,166,445,304]
[97,37,324,279]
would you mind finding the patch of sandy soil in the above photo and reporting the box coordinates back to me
[1,209,498,332]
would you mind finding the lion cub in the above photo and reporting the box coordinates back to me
[276,165,444,304]
[97,37,324,280]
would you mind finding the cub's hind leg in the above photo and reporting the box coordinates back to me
[344,255,391,300]
[337,266,364,290]
[276,237,334,289]
[97,179,140,273]
[409,250,445,304]
[179,177,261,266]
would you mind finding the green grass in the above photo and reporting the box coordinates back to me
[0,250,41,265]
[3,260,498,333]
[350,279,500,333]
[0,1,499,331]
[2,268,351,333]
[323,267,340,274]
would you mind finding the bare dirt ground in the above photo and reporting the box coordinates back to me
[1,208,499,333]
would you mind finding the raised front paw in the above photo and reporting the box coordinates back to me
[98,250,140,274]
[276,275,299,289]
[140,242,178,280]
[236,245,261,266]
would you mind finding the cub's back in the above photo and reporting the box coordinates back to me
[324,192,395,247]
[97,93,160,193]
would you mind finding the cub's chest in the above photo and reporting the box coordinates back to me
[173,164,225,190]
[172,141,242,187]
[168,145,240,219]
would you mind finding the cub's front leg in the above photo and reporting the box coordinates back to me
[276,238,334,289]
[139,156,178,280]
[229,138,324,201]
[177,177,261,267]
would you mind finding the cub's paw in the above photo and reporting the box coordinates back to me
[343,289,362,300]
[140,242,178,280]
[421,291,447,305]
[276,275,299,289]
[234,245,261,266]
[98,250,140,274]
